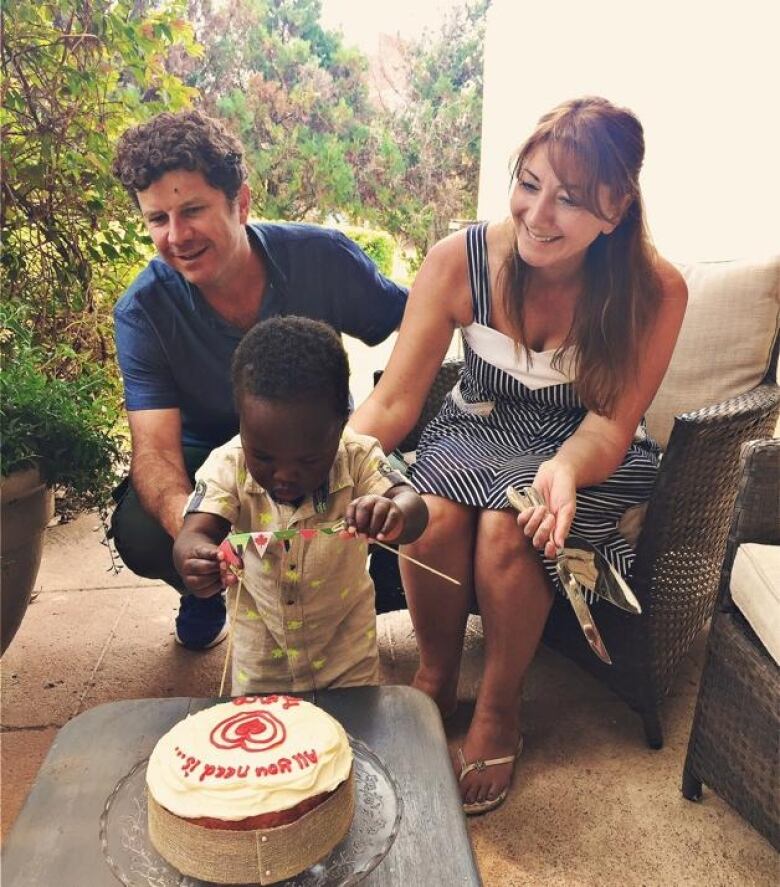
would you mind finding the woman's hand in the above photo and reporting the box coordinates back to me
[345,494,406,542]
[516,460,576,558]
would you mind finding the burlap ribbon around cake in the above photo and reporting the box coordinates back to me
[148,770,355,885]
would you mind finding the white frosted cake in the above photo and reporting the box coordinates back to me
[146,695,354,884]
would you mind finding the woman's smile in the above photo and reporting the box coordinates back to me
[523,222,562,244]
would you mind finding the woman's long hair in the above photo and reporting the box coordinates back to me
[498,96,663,416]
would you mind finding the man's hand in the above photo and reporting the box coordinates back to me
[345,494,406,542]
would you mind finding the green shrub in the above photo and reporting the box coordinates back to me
[340,226,396,278]
[0,312,124,512]
[2,0,197,419]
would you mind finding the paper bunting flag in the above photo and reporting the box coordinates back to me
[252,533,271,557]
[251,532,272,558]
[218,531,272,575]
[219,522,346,568]
[218,536,245,572]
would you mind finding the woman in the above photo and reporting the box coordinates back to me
[350,96,687,814]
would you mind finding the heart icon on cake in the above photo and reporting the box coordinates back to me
[210,710,286,752]
[235,718,267,737]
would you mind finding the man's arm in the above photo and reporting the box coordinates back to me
[127,408,191,538]
[329,231,408,344]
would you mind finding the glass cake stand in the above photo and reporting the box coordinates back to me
[99,738,402,886]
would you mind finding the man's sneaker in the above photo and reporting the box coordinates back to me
[174,593,228,650]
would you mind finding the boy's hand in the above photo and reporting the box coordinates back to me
[345,495,406,542]
[175,542,223,598]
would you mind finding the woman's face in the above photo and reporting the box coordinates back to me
[136,169,250,293]
[239,395,345,505]
[509,146,620,273]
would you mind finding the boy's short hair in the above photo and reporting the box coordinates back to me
[112,109,247,205]
[232,317,350,420]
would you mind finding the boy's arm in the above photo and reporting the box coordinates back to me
[173,512,232,597]
[347,436,428,543]
[384,484,428,544]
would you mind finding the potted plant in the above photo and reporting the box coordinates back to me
[0,325,122,654]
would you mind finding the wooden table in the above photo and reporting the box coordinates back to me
[1,686,481,885]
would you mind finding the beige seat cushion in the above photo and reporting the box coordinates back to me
[731,543,780,666]
[646,255,780,449]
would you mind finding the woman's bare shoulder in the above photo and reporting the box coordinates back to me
[654,254,688,304]
[411,229,473,321]
[484,218,513,254]
[424,220,510,270]
[423,227,469,275]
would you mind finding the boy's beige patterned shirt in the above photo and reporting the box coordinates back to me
[184,427,406,695]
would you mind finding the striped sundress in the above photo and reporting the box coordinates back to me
[409,223,661,590]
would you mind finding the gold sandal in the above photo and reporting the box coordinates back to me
[457,737,524,815]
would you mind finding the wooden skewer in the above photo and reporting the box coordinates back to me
[219,575,244,697]
[331,518,461,586]
[371,539,461,586]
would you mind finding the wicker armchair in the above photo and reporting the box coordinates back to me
[371,350,779,746]
[542,344,779,748]
[681,438,780,849]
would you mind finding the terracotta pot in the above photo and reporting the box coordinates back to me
[1,467,54,654]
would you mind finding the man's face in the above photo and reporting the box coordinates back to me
[136,169,250,293]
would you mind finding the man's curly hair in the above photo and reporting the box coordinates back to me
[112,110,248,205]
[232,317,351,421]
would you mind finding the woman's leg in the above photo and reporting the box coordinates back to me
[400,496,478,717]
[458,508,554,806]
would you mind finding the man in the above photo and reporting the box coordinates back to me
[110,110,407,650]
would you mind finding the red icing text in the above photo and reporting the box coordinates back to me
[233,695,301,709]
[172,744,319,782]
